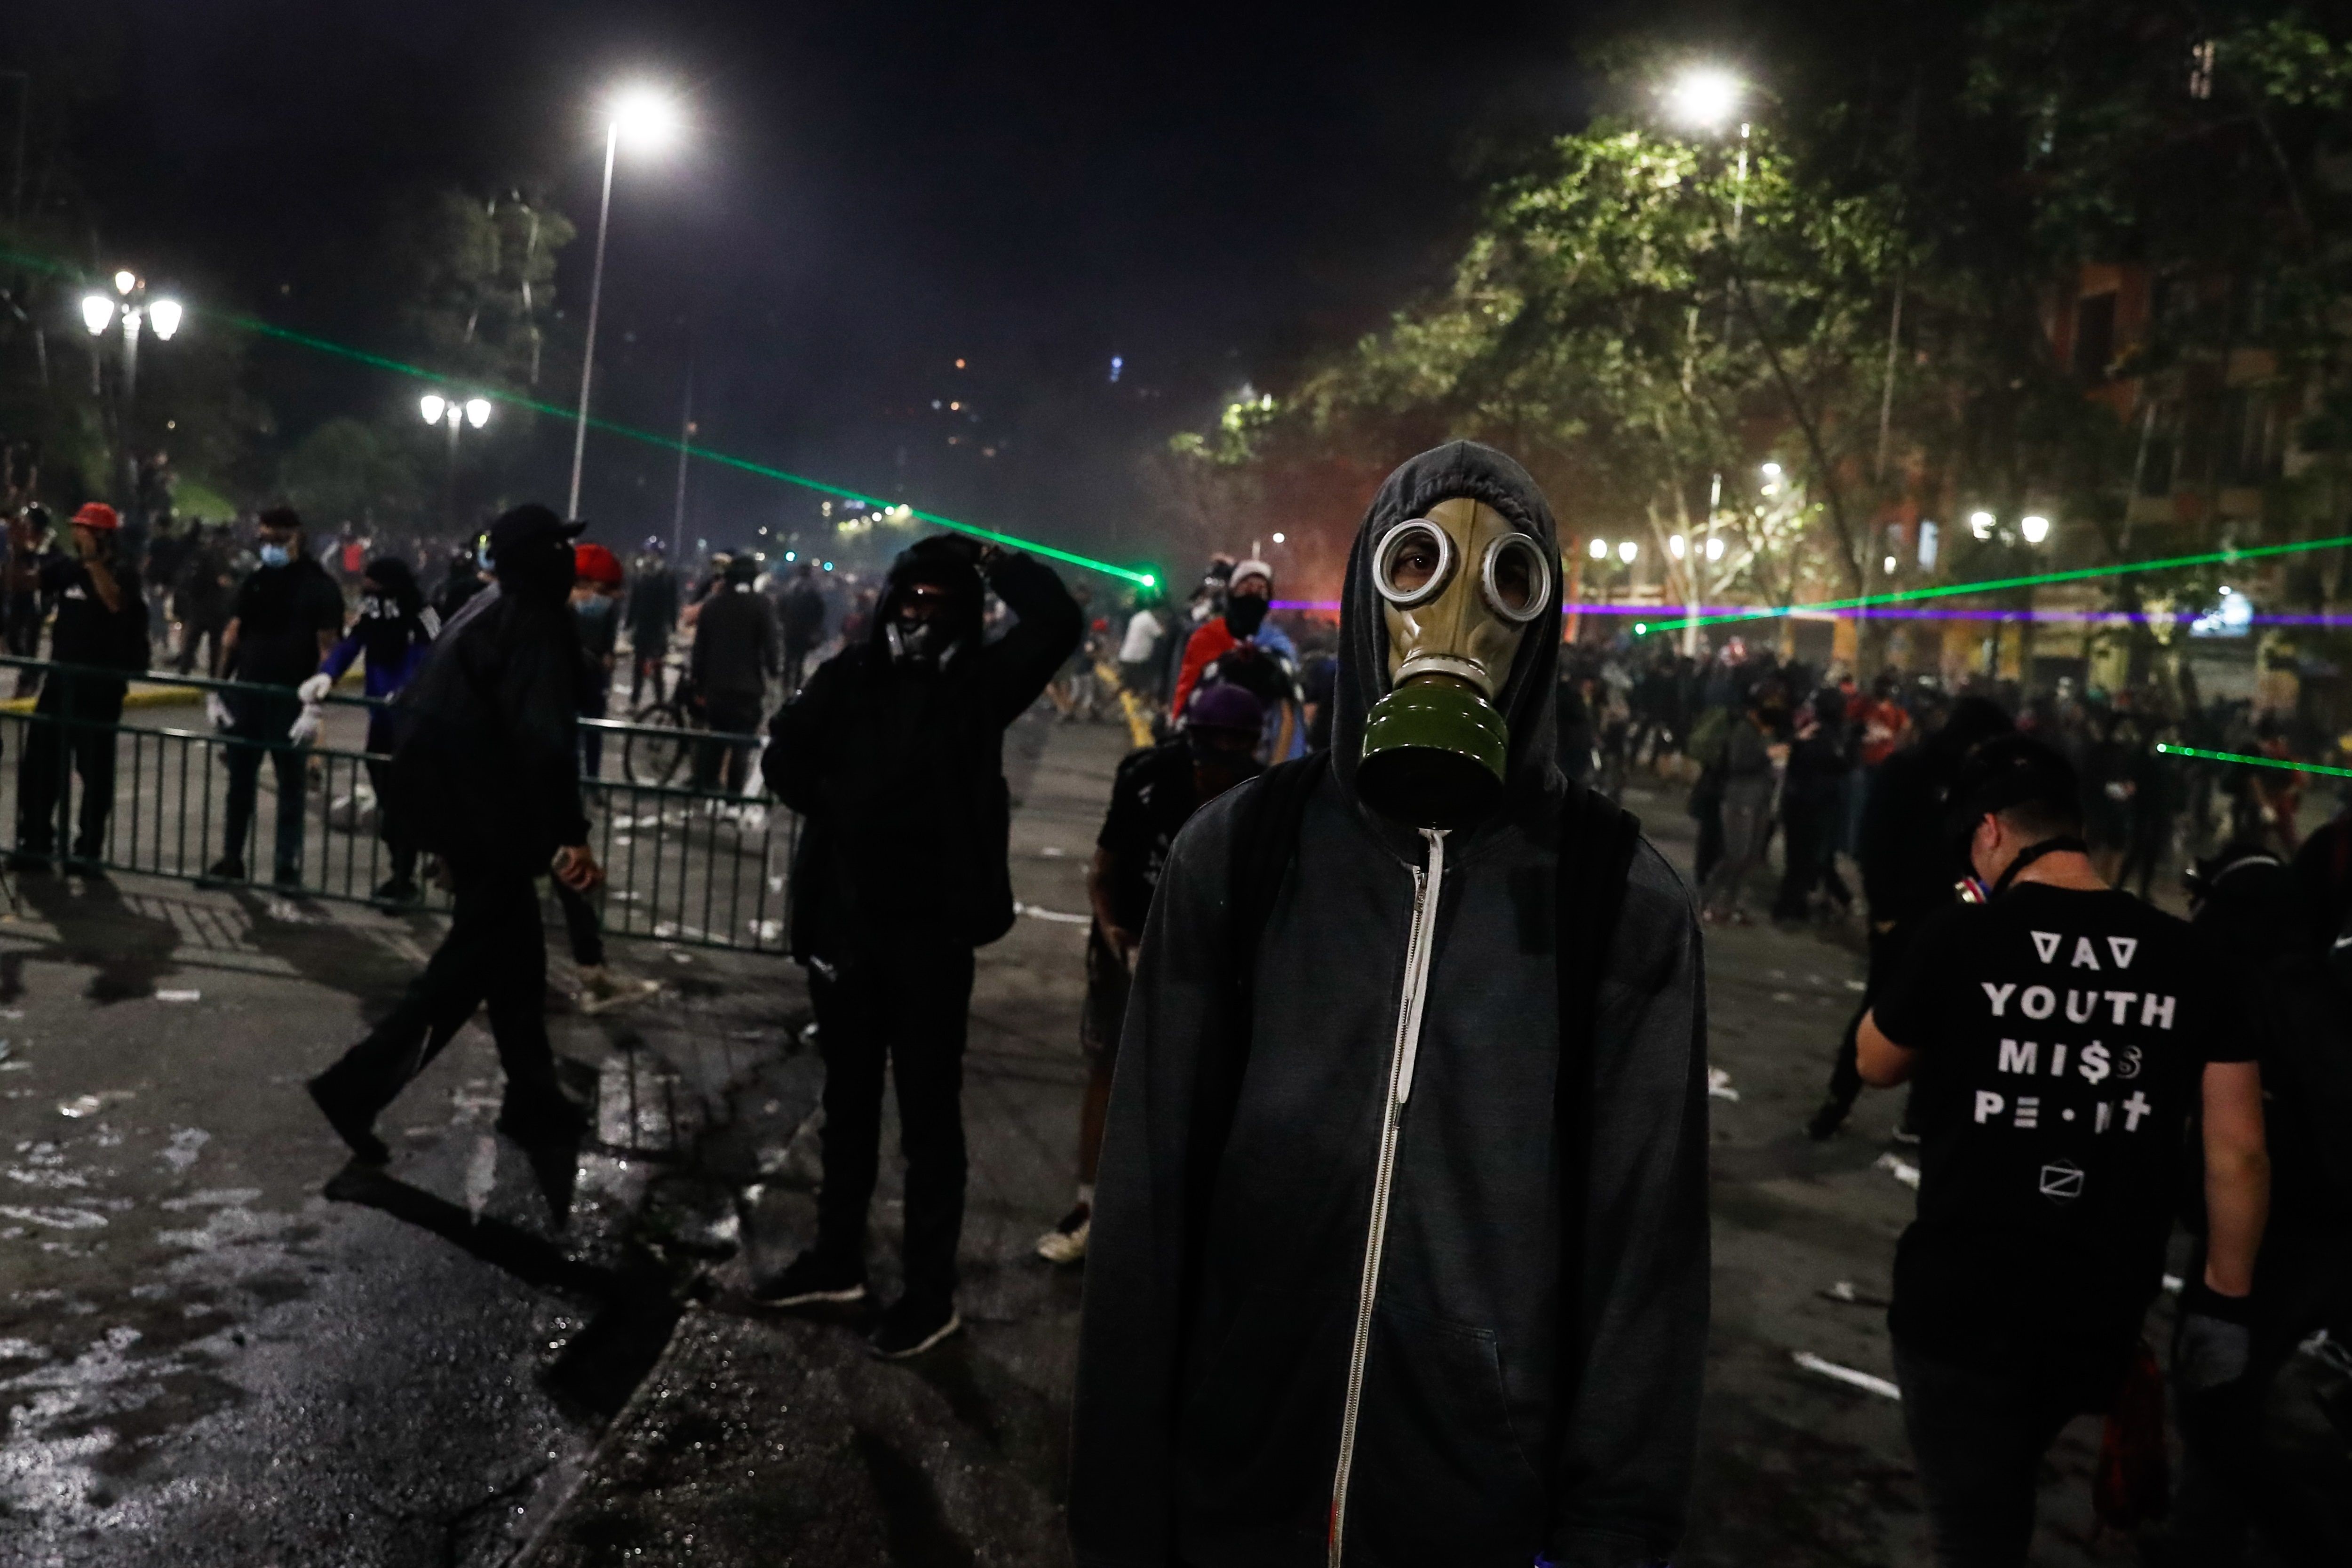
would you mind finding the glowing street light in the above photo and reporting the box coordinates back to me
[146,297,183,341]
[419,392,447,425]
[1665,66,1744,132]
[1669,534,1687,559]
[2020,513,2051,544]
[464,397,492,429]
[112,269,136,295]
[1969,509,1996,540]
[1588,538,1609,561]
[81,294,114,336]
[1618,540,1639,564]
[569,81,686,519]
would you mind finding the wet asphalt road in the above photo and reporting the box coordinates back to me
[0,703,2344,1565]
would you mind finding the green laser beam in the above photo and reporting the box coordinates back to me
[1639,533,2352,636]
[2,245,1154,587]
[2154,741,2352,780]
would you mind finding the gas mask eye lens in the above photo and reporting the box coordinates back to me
[1373,519,1455,608]
[1480,534,1551,622]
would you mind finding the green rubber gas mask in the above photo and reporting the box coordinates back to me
[1357,497,1554,829]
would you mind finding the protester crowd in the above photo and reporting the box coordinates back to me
[0,437,2346,1567]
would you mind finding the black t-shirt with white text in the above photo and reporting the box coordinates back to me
[1096,741,1200,935]
[1873,883,2243,1381]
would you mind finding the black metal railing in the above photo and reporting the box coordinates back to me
[0,654,794,955]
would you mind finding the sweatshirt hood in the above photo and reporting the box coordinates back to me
[1333,441,1563,826]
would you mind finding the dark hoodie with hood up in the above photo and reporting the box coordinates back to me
[1070,443,1708,1568]
[764,538,1082,962]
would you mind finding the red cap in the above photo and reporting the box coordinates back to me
[572,541,625,587]
[72,502,120,532]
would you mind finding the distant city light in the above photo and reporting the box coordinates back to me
[1618,540,1638,564]
[954,358,966,369]
[1883,555,1898,573]
[1588,538,1609,560]
[1669,534,1686,559]
[823,561,834,571]
[2020,513,2051,543]
[1919,520,1939,570]
[1706,536,1726,562]
[1969,509,1995,540]
[1109,354,1123,383]
[1271,532,1286,544]
[784,550,796,561]
[1761,461,1782,477]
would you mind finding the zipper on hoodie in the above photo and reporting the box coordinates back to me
[1327,827,1446,1567]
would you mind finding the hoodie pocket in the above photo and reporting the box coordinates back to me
[1177,1287,1351,1552]
[1344,1304,1544,1567]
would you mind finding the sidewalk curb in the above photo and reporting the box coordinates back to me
[504,1303,695,1568]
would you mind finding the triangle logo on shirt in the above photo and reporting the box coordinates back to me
[2106,936,2137,970]
[2030,931,2061,964]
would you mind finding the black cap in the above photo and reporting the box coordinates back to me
[487,504,586,563]
[1945,733,2080,838]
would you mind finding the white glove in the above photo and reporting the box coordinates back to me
[287,704,322,747]
[205,693,233,730]
[297,673,332,705]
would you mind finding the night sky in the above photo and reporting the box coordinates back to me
[19,0,1604,577]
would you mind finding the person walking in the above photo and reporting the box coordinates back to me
[778,559,827,696]
[625,537,679,705]
[306,505,603,1165]
[1035,683,1265,1266]
[301,557,438,905]
[753,533,1081,1359]
[206,508,345,888]
[1700,685,1786,924]
[1070,443,1707,1568]
[11,502,150,872]
[687,555,777,795]
[1855,735,2267,1568]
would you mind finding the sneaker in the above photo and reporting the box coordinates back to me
[751,1249,868,1307]
[372,876,421,907]
[1035,1202,1091,1265]
[868,1296,962,1361]
[199,857,247,887]
[307,1073,390,1167]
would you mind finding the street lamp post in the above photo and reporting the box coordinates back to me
[1665,66,1749,659]
[422,393,493,528]
[80,270,183,504]
[567,85,681,521]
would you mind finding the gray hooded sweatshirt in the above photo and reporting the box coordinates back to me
[1070,442,1707,1568]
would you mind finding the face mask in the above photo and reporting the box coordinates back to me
[1224,593,1269,638]
[1359,495,1552,829]
[886,615,951,666]
[258,542,291,568]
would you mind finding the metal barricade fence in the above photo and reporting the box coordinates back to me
[0,654,795,955]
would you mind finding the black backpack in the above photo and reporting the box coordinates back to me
[1177,749,1645,1419]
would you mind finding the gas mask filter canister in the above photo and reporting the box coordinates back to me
[1357,496,1551,829]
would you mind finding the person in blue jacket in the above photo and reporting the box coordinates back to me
[301,556,439,905]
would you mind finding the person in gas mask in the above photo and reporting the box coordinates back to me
[11,502,150,872]
[1071,442,1708,1568]
[305,505,604,1165]
[755,533,1081,1359]
[300,556,440,905]
[1037,682,1266,1266]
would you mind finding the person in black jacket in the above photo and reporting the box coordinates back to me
[754,533,1081,1358]
[1809,696,2013,1140]
[12,502,150,872]
[777,559,827,695]
[626,538,679,704]
[207,507,346,887]
[306,504,604,1166]
[687,555,776,793]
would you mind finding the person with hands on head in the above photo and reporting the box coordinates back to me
[755,531,1082,1359]
[11,501,150,873]
[1036,682,1266,1266]
[306,504,604,1170]
[1855,733,2267,1568]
